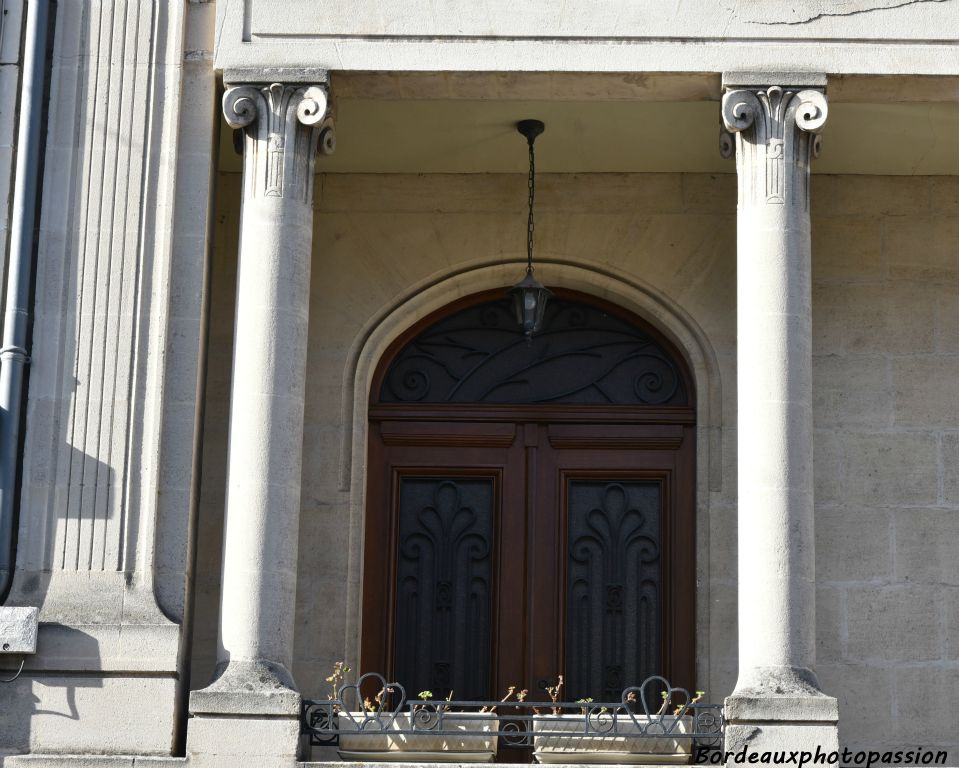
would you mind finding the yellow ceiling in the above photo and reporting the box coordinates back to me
[218,99,959,176]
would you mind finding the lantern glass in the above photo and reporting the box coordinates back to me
[508,270,553,337]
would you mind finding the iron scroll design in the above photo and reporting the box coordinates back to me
[302,673,723,753]
[567,481,662,702]
[379,297,688,406]
[394,478,493,701]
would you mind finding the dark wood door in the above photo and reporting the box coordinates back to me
[361,416,695,703]
[362,422,528,702]
[528,422,695,701]
[361,289,696,706]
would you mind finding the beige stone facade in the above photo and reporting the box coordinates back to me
[181,171,959,759]
[0,0,957,766]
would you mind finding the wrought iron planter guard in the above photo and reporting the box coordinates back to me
[302,673,723,762]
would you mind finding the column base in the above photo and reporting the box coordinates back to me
[189,659,300,715]
[723,667,838,762]
[188,660,303,767]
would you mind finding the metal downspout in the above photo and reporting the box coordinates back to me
[0,0,52,602]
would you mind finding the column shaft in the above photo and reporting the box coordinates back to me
[736,194,816,680]
[219,194,312,682]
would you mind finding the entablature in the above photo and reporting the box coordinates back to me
[216,0,959,76]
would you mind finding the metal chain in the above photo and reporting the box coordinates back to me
[526,137,535,272]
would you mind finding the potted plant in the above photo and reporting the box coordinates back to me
[531,676,703,764]
[329,665,499,761]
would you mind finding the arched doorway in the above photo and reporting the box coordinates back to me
[361,288,696,705]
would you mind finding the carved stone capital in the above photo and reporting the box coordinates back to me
[721,86,828,209]
[223,83,333,203]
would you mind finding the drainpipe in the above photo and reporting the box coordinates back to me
[0,0,52,603]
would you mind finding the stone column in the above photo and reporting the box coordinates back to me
[720,74,838,754]
[188,75,332,766]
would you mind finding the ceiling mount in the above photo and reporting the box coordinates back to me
[516,119,545,144]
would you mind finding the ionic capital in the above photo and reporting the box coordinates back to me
[721,83,828,210]
[223,82,334,203]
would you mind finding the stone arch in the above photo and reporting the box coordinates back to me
[337,257,724,687]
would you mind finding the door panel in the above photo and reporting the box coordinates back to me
[362,424,526,701]
[394,476,495,700]
[565,479,661,702]
[529,425,694,698]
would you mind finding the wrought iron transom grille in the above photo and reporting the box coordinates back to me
[379,297,689,406]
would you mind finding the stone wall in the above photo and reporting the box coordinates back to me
[192,171,958,760]
[810,176,959,758]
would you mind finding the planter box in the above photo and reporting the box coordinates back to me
[337,711,497,761]
[532,713,691,764]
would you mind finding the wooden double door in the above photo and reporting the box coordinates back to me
[361,413,695,703]
[361,290,696,705]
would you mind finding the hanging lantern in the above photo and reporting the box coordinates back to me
[508,119,552,338]
[508,266,552,338]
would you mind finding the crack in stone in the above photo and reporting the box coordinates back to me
[725,0,951,25]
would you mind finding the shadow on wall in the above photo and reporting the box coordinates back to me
[0,629,102,758]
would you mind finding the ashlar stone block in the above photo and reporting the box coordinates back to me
[945,588,959,660]
[812,217,884,284]
[886,215,959,281]
[6,758,187,767]
[893,357,959,428]
[929,177,959,214]
[816,663,894,746]
[840,432,938,506]
[813,175,930,218]
[812,430,842,505]
[812,355,891,429]
[845,586,939,662]
[815,588,843,663]
[894,667,959,744]
[814,282,937,356]
[187,713,301,766]
[894,508,959,585]
[724,723,839,764]
[815,506,892,582]
[0,674,177,755]
[944,433,959,506]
